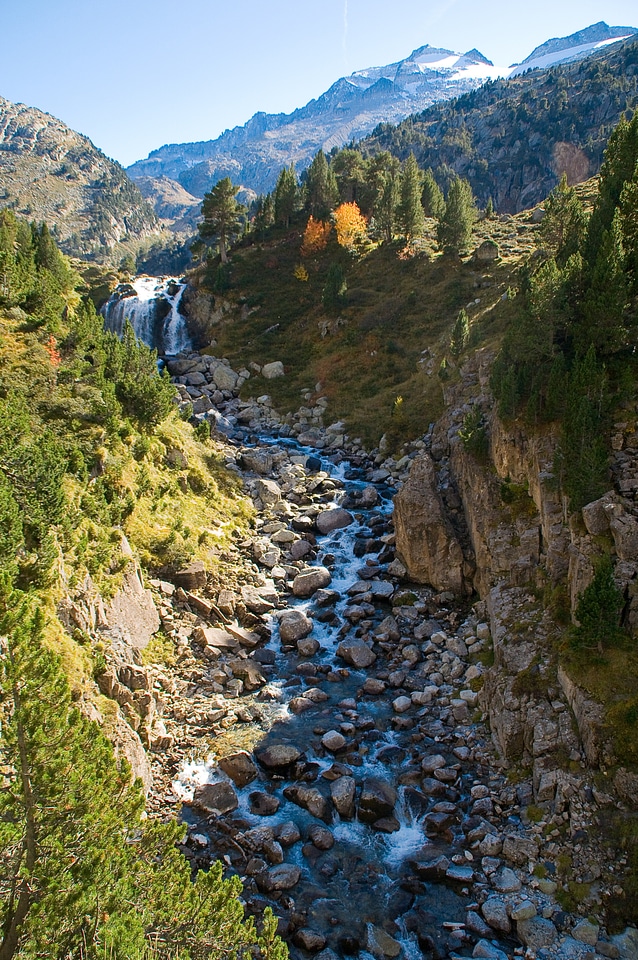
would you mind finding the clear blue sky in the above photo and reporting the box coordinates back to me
[1,0,637,168]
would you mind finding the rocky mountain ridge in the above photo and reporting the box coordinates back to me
[363,36,638,212]
[126,22,637,203]
[0,94,160,258]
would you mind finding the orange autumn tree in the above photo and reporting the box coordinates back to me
[301,216,332,257]
[334,202,367,251]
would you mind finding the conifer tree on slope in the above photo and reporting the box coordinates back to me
[304,151,338,220]
[199,177,245,264]
[397,153,425,240]
[0,580,286,960]
[437,175,476,255]
[274,164,300,228]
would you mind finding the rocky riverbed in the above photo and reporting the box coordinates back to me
[84,350,638,960]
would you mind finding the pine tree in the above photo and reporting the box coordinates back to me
[331,148,366,204]
[539,173,587,266]
[484,197,495,219]
[0,582,145,959]
[0,580,288,960]
[199,178,246,263]
[421,168,446,220]
[304,151,338,219]
[581,211,628,355]
[573,554,624,653]
[274,164,300,228]
[437,176,476,255]
[619,164,638,295]
[585,112,638,266]
[397,153,425,240]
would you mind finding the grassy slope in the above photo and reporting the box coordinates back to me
[0,305,253,697]
[195,211,540,449]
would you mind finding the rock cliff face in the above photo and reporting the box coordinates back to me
[394,347,638,810]
[394,454,472,595]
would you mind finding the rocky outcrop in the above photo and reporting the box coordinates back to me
[394,454,471,595]
[102,562,160,652]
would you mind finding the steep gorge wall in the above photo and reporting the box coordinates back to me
[395,349,638,805]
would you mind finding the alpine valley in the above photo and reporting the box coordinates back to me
[3,16,638,960]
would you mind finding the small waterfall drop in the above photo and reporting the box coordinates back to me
[101,276,192,355]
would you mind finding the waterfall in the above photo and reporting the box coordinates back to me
[101,276,192,355]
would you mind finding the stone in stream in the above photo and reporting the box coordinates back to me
[366,926,401,959]
[308,824,334,850]
[358,777,397,823]
[330,775,356,819]
[255,743,302,771]
[259,864,301,892]
[362,678,386,695]
[298,636,321,657]
[392,696,412,713]
[321,730,347,752]
[283,784,331,822]
[218,751,258,788]
[290,539,312,560]
[191,781,238,816]
[279,609,313,643]
[228,658,265,691]
[411,855,450,880]
[312,588,340,607]
[335,638,376,669]
[315,508,354,535]
[292,567,332,598]
[294,930,327,953]
[275,821,301,846]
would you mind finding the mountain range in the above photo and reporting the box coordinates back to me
[126,21,637,205]
[0,21,637,257]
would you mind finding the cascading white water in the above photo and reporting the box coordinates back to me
[101,275,192,355]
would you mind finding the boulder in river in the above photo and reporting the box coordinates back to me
[293,566,332,598]
[330,776,356,819]
[316,508,354,535]
[358,777,397,823]
[336,638,376,668]
[218,751,258,788]
[279,609,313,643]
[283,784,331,822]
[255,743,302,770]
[192,781,238,816]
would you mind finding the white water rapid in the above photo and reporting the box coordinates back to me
[101,276,192,354]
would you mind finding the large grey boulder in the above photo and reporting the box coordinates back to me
[292,567,332,598]
[316,508,354,535]
[336,638,376,668]
[192,781,238,815]
[394,454,470,595]
[279,610,313,643]
[219,752,258,788]
[330,776,356,819]
[103,563,160,650]
[256,743,302,770]
[358,778,397,823]
[516,917,557,950]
